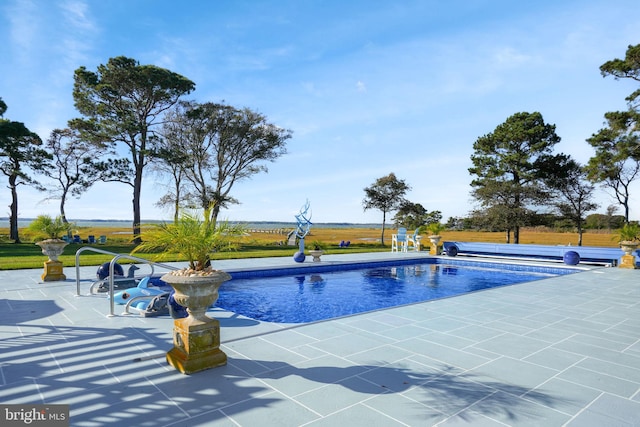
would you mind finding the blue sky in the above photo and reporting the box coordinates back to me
[1,0,640,224]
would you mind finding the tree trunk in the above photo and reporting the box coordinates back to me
[60,192,68,223]
[9,173,20,243]
[514,226,520,244]
[505,229,510,244]
[132,171,142,244]
[210,203,221,229]
[380,211,387,246]
[577,222,583,246]
[173,181,180,224]
[624,202,630,224]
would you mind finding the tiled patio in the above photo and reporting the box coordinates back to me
[1,252,640,426]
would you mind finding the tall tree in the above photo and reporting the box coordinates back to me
[544,156,598,246]
[0,99,51,242]
[469,111,563,243]
[70,56,195,243]
[586,44,640,223]
[41,128,131,223]
[585,126,639,223]
[158,101,291,226]
[363,173,410,245]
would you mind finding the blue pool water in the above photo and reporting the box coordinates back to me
[215,260,577,323]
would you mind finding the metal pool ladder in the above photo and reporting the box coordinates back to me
[73,246,179,317]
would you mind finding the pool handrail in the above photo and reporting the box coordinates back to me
[74,247,179,317]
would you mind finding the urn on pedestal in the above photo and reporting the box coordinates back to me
[29,215,73,282]
[131,213,244,374]
[160,269,231,374]
[616,223,639,269]
[425,222,446,255]
[36,239,68,281]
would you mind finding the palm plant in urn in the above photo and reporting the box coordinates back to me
[132,212,244,374]
[424,222,445,255]
[29,214,73,281]
[616,223,639,269]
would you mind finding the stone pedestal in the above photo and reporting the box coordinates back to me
[167,316,227,374]
[36,239,68,282]
[41,260,66,282]
[161,270,231,375]
[619,254,637,269]
[619,242,638,269]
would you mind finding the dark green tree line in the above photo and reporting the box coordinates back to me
[393,202,441,231]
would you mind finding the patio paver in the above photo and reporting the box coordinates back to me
[0,253,639,426]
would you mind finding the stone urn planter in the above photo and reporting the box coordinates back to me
[160,269,231,374]
[29,214,73,282]
[428,235,442,255]
[616,223,640,269]
[35,239,68,281]
[308,249,323,262]
[425,222,445,255]
[130,213,244,374]
[619,241,639,269]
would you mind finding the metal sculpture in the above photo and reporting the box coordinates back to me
[293,200,312,262]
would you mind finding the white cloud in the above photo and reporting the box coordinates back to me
[60,0,93,31]
[5,0,41,61]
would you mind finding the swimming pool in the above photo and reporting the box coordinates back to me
[215,259,578,323]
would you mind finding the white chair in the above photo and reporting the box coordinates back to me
[407,229,422,251]
[391,227,408,252]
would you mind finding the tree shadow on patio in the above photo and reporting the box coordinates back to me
[228,357,575,424]
[0,319,576,426]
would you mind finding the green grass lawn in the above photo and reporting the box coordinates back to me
[1,243,138,270]
[3,225,618,271]
[0,242,388,270]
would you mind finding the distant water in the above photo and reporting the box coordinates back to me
[5,218,381,230]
